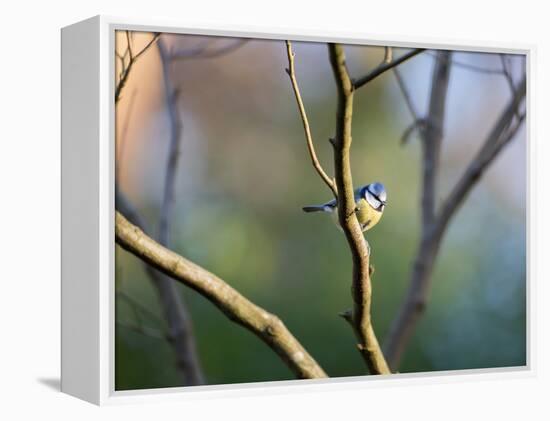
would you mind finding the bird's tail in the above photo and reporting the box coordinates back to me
[302,205,328,213]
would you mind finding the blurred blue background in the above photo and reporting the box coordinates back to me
[115,33,526,389]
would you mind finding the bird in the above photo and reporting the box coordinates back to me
[302,182,387,232]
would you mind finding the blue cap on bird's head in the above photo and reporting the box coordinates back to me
[365,182,387,205]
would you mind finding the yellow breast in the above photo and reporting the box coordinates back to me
[356,198,383,231]
[330,198,383,232]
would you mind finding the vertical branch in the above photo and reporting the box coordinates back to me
[421,51,452,227]
[116,89,137,181]
[383,47,393,64]
[157,38,183,248]
[148,37,204,386]
[384,50,452,370]
[328,44,390,375]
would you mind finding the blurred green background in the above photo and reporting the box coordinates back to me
[114,33,526,390]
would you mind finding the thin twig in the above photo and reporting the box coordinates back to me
[115,211,328,379]
[133,33,161,60]
[285,41,338,198]
[392,67,426,145]
[499,54,521,120]
[353,48,425,90]
[116,320,167,340]
[392,67,421,123]
[327,43,390,375]
[117,290,166,326]
[115,32,160,103]
[500,55,516,93]
[383,47,393,64]
[425,50,506,75]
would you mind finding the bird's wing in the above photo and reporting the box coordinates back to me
[354,186,365,201]
[322,198,337,209]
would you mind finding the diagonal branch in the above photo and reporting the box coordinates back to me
[392,67,429,146]
[115,190,204,385]
[437,76,526,233]
[285,41,338,198]
[115,211,328,379]
[327,43,390,375]
[392,67,421,123]
[353,48,425,90]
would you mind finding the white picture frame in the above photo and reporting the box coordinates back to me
[61,15,534,405]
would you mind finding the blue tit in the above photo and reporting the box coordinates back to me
[302,182,387,232]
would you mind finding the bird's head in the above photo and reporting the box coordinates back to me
[362,182,387,211]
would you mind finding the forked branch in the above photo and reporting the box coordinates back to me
[353,48,425,90]
[115,32,160,103]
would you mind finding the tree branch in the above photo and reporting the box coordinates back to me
[117,320,168,340]
[437,76,526,233]
[115,211,328,379]
[425,50,509,75]
[392,67,427,145]
[285,41,338,198]
[115,190,205,385]
[392,67,421,123]
[327,43,390,375]
[157,38,183,249]
[383,51,452,370]
[115,32,160,103]
[154,37,206,385]
[383,47,393,64]
[422,51,453,227]
[384,61,526,371]
[115,33,258,386]
[115,89,137,180]
[353,48,425,90]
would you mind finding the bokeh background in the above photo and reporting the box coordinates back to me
[114,32,526,390]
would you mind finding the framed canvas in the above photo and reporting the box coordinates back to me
[61,15,532,405]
